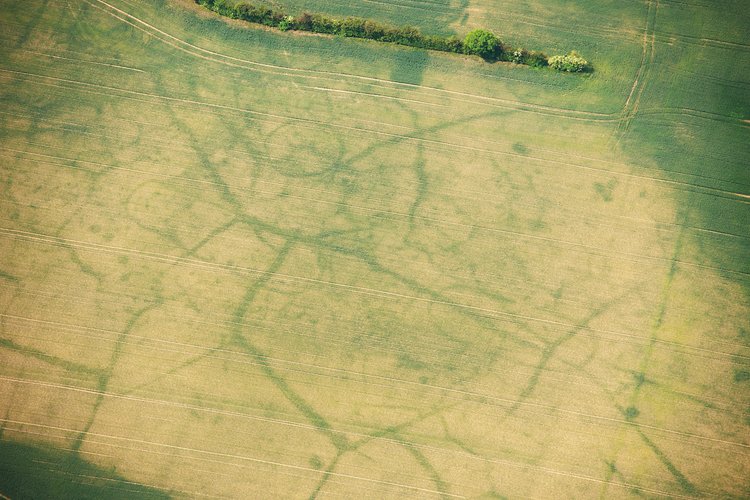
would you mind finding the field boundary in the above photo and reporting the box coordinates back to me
[192,0,590,71]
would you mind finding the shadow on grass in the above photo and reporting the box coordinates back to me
[0,440,170,499]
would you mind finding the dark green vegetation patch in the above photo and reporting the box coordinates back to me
[0,440,169,499]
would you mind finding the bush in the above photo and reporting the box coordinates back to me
[362,20,386,40]
[295,12,313,31]
[381,25,421,45]
[548,51,589,72]
[340,17,367,37]
[510,48,526,64]
[231,2,281,26]
[508,48,548,67]
[278,15,295,31]
[310,13,339,34]
[525,50,548,67]
[444,35,463,53]
[463,29,502,60]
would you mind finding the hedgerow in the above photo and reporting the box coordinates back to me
[195,0,589,72]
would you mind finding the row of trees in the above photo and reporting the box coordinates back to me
[462,29,550,67]
[195,0,589,72]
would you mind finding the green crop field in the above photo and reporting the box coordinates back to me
[0,0,748,497]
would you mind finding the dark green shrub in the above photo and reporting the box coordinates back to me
[339,17,362,37]
[208,0,232,17]
[241,6,264,25]
[202,0,234,17]
[360,20,383,40]
[382,26,421,45]
[444,35,463,53]
[508,49,548,67]
[267,10,285,27]
[525,50,548,67]
[233,2,278,25]
[295,12,313,31]
[420,35,444,51]
[310,14,339,34]
[463,29,502,60]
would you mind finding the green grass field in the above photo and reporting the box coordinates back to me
[0,0,748,497]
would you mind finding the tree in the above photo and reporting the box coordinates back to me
[463,29,502,60]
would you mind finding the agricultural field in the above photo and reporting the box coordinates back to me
[0,0,748,497]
